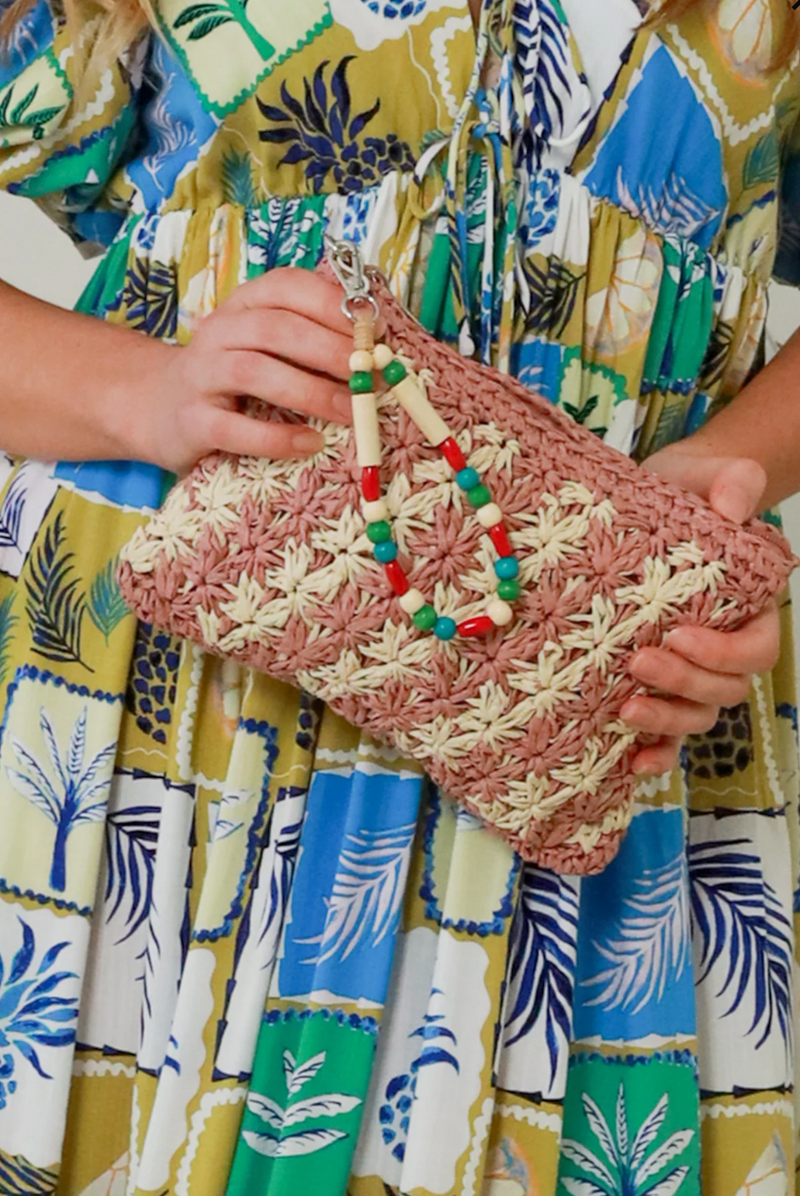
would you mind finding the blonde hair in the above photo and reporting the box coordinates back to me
[0,0,796,95]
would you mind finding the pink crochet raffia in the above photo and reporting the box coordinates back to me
[119,273,797,874]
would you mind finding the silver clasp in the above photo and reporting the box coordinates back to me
[324,235,380,322]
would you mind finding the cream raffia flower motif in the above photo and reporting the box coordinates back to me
[122,488,204,572]
[469,424,522,476]
[217,572,276,649]
[236,454,299,504]
[616,557,727,625]
[585,228,662,357]
[191,459,252,539]
[459,681,527,749]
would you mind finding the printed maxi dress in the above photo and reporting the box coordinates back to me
[1,0,800,1193]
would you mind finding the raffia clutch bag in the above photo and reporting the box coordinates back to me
[118,240,796,874]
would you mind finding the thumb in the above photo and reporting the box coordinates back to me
[646,450,766,525]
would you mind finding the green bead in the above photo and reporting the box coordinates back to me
[466,484,491,508]
[413,604,437,631]
[366,520,392,543]
[497,578,521,602]
[349,371,374,393]
[382,359,407,386]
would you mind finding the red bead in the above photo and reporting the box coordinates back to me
[457,615,494,638]
[489,523,513,557]
[361,466,380,502]
[385,561,410,595]
[440,436,467,471]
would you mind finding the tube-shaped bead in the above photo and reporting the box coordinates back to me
[392,375,451,446]
[352,392,381,467]
[440,437,467,471]
[361,466,380,501]
[457,615,494,637]
[488,523,513,557]
[385,561,409,595]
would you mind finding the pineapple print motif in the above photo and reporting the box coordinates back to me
[126,623,180,745]
[686,702,753,781]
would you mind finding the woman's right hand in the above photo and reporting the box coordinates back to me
[129,266,356,475]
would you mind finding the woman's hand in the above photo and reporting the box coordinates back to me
[623,446,781,777]
[129,267,355,475]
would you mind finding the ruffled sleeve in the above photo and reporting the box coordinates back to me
[0,0,147,253]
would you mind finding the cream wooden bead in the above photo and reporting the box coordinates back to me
[362,499,389,522]
[349,349,374,373]
[373,343,394,369]
[393,376,450,446]
[352,393,381,468]
[399,588,426,615]
[487,598,514,627]
[476,502,503,528]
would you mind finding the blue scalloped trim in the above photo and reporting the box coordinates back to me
[193,717,279,943]
[263,1006,379,1036]
[569,1048,698,1077]
[0,663,124,757]
[419,788,519,936]
[0,876,92,918]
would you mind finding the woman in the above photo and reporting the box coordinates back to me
[0,0,797,1192]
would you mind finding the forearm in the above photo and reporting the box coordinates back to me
[0,278,174,463]
[683,325,800,509]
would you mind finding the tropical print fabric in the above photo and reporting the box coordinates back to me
[0,0,800,1194]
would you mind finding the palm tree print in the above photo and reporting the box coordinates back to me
[7,707,115,892]
[560,1087,694,1196]
[171,0,274,59]
[0,917,78,1109]
[0,80,65,142]
[257,57,415,194]
[244,1049,362,1157]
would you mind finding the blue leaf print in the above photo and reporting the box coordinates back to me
[299,822,416,964]
[503,866,578,1087]
[0,917,78,1108]
[104,803,160,942]
[24,512,90,670]
[7,708,115,892]
[582,855,690,1014]
[0,469,27,550]
[256,56,415,194]
[689,837,792,1051]
[0,1145,59,1195]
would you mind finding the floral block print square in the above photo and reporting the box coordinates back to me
[275,764,421,1005]
[0,901,88,1170]
[689,810,794,1094]
[558,1051,700,1196]
[227,1008,377,1196]
[158,0,331,118]
[572,807,696,1043]
[482,1101,562,1196]
[0,665,124,913]
[0,48,70,150]
[0,460,58,581]
[700,1095,794,1195]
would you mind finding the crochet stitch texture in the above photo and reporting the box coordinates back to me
[119,279,796,874]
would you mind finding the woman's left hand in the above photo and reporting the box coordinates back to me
[622,444,781,777]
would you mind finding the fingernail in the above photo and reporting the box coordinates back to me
[715,485,750,525]
[292,429,324,454]
[620,700,638,723]
[333,392,352,422]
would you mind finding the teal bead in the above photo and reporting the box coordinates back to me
[374,540,398,563]
[494,556,519,580]
[455,467,479,491]
[497,578,521,601]
[434,616,457,641]
[349,371,374,393]
[413,605,437,631]
[382,359,407,386]
[466,484,491,509]
[366,520,392,544]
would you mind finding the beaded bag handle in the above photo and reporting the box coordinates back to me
[328,236,521,642]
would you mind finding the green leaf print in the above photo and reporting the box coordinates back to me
[222,148,258,208]
[88,559,130,644]
[743,128,779,190]
[171,0,274,58]
[244,1050,362,1158]
[0,81,65,141]
[0,594,17,686]
[24,512,91,671]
